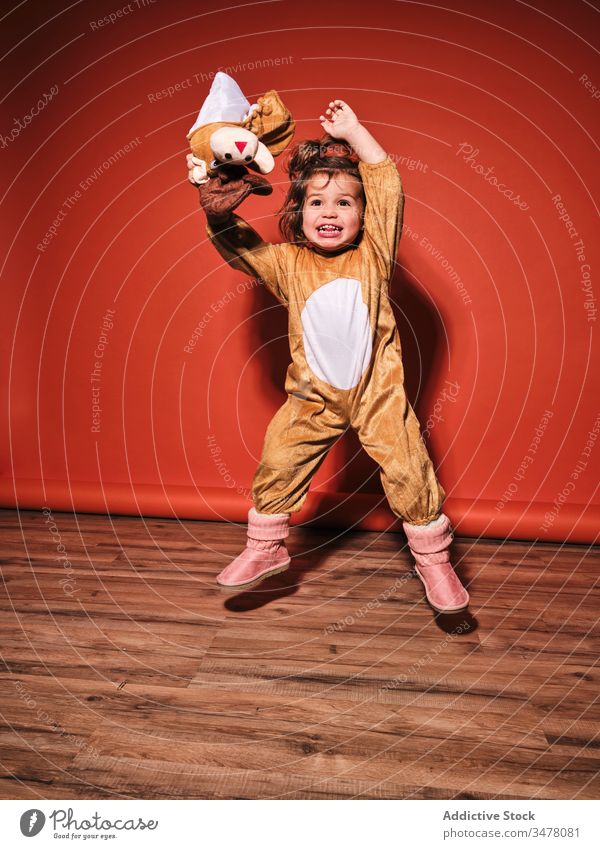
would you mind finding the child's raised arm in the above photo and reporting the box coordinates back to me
[320,101,404,274]
[187,154,290,306]
[205,214,290,307]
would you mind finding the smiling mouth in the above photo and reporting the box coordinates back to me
[316,224,343,238]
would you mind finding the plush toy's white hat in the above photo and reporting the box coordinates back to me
[188,72,256,135]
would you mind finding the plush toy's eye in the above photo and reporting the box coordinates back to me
[224,153,232,160]
[244,155,252,162]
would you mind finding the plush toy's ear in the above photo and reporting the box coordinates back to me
[188,122,224,164]
[252,141,275,174]
[242,90,295,157]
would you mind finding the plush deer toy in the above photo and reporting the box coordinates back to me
[187,71,295,185]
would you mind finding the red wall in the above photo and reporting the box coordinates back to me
[1,0,598,543]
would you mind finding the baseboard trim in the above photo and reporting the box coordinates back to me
[0,478,597,544]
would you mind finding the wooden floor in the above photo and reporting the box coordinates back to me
[0,507,598,800]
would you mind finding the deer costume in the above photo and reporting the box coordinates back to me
[191,76,469,612]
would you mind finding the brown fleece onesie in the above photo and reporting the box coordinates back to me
[206,156,445,525]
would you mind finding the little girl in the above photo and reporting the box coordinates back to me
[187,100,469,613]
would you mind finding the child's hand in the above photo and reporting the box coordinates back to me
[319,100,360,139]
[186,152,208,186]
[320,101,387,164]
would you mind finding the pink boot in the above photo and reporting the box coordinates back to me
[216,507,291,590]
[402,513,469,613]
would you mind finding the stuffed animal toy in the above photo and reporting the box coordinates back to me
[197,164,273,222]
[186,71,295,185]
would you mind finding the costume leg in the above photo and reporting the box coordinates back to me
[350,371,445,525]
[253,393,348,515]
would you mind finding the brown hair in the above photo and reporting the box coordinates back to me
[278,135,365,244]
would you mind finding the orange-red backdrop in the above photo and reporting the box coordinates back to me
[1,0,598,543]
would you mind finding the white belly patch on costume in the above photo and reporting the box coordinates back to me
[300,277,372,390]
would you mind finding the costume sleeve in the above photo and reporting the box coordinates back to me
[205,214,290,306]
[358,157,404,277]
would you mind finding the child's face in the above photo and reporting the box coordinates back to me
[302,172,364,251]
